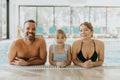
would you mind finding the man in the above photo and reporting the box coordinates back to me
[8,20,47,66]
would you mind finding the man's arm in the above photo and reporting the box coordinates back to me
[8,40,29,66]
[8,41,17,65]
[27,38,47,65]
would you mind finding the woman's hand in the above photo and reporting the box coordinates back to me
[82,60,93,68]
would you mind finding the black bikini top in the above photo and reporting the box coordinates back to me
[77,40,98,62]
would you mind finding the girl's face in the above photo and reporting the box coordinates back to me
[55,33,66,45]
[79,24,93,40]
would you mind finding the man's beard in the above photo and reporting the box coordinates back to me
[25,33,35,41]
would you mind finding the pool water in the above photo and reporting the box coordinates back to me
[0,38,120,65]
[0,41,11,64]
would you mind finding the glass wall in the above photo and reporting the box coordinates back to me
[71,7,89,27]
[90,8,107,34]
[55,7,70,35]
[19,6,70,35]
[107,8,120,37]
[19,6,120,38]
[19,7,37,27]
[37,7,53,35]
[71,7,89,35]
[0,0,7,39]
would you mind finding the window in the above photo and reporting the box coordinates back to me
[55,7,70,35]
[107,8,120,35]
[37,7,53,35]
[71,7,89,35]
[0,0,7,39]
[19,6,120,37]
[19,7,37,27]
[71,7,89,27]
[90,8,107,34]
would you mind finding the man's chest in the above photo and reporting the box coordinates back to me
[16,44,40,58]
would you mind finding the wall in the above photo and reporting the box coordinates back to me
[9,0,120,38]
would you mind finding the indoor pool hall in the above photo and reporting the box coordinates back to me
[0,0,120,80]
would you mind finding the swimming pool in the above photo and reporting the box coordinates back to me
[0,38,120,65]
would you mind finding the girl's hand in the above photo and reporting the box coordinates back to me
[56,62,66,67]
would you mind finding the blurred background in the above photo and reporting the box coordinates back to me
[0,0,120,39]
[0,0,120,65]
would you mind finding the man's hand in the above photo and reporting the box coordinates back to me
[12,57,29,66]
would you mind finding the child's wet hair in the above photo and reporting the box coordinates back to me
[55,29,67,39]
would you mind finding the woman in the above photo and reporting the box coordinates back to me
[72,22,104,68]
[49,29,71,67]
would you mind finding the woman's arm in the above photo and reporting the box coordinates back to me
[90,41,104,67]
[72,41,84,67]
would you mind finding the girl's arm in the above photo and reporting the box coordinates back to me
[63,44,71,66]
[49,45,57,66]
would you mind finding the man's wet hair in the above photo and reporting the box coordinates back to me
[23,19,36,27]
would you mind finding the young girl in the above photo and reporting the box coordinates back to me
[49,29,71,67]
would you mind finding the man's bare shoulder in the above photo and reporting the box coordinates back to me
[12,38,23,45]
[9,39,24,48]
[35,36,46,44]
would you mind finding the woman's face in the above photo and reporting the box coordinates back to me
[55,33,66,45]
[79,24,93,40]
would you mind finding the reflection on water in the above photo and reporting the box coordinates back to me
[0,69,104,80]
